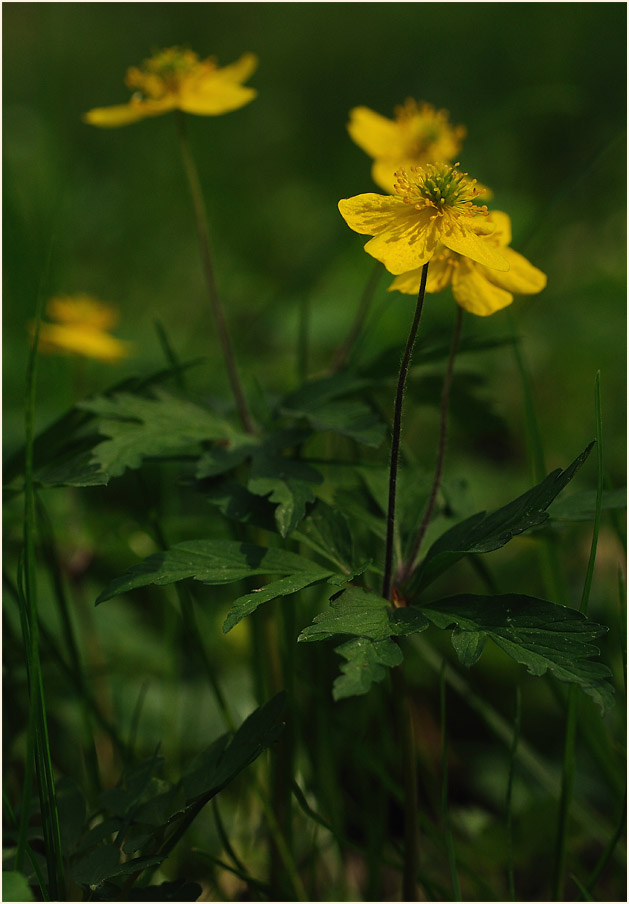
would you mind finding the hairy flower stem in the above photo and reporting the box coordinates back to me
[399,305,463,584]
[382,262,429,602]
[176,112,255,434]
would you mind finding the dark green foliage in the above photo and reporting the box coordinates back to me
[66,695,284,892]
[422,594,614,712]
[407,444,593,594]
[298,586,430,643]
[549,487,626,521]
[332,637,403,700]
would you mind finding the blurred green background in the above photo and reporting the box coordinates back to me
[4,1,626,481]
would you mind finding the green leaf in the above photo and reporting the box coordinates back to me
[2,871,34,902]
[81,388,239,480]
[298,587,429,643]
[247,453,323,537]
[451,630,487,667]
[409,444,593,594]
[549,488,627,521]
[223,570,335,633]
[283,399,385,447]
[292,499,356,572]
[205,479,278,533]
[56,777,86,854]
[71,846,121,887]
[332,637,403,700]
[196,441,258,479]
[422,593,614,712]
[207,692,286,795]
[3,364,203,490]
[96,540,325,605]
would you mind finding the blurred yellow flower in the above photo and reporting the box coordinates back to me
[84,47,257,128]
[388,211,547,316]
[338,163,509,276]
[348,100,466,193]
[30,294,132,362]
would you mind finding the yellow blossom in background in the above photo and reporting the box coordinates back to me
[388,211,547,316]
[348,100,466,193]
[30,294,132,362]
[84,47,257,128]
[339,163,509,276]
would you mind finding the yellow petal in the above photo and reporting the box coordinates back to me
[83,97,174,127]
[35,323,132,361]
[338,193,411,236]
[388,270,422,295]
[347,107,406,159]
[425,254,455,293]
[364,208,440,274]
[486,210,512,246]
[452,264,513,316]
[440,220,510,271]
[387,255,454,296]
[178,81,256,115]
[47,294,119,330]
[371,159,400,194]
[213,52,258,84]
[484,247,547,295]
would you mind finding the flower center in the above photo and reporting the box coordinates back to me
[126,47,209,98]
[393,99,465,160]
[394,163,488,219]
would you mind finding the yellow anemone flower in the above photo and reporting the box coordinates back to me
[29,294,132,362]
[84,47,257,128]
[388,211,547,316]
[348,99,466,193]
[338,163,509,276]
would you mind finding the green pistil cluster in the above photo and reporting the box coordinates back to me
[394,163,487,218]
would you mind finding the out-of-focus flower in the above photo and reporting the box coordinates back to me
[84,47,257,128]
[348,100,466,192]
[338,163,509,275]
[30,294,132,362]
[388,211,547,316]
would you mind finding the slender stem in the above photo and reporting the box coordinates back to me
[553,373,604,900]
[175,111,254,434]
[391,666,419,901]
[586,787,626,892]
[506,684,522,901]
[331,259,381,372]
[579,372,603,617]
[382,263,429,601]
[401,305,463,583]
[440,660,461,900]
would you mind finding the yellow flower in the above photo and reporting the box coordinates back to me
[338,163,509,276]
[348,100,466,193]
[84,47,257,128]
[30,294,132,362]
[388,212,547,316]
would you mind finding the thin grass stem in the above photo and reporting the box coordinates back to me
[552,373,604,900]
[585,787,626,892]
[506,684,522,901]
[440,659,461,900]
[19,241,65,899]
[175,111,254,434]
[391,665,420,901]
